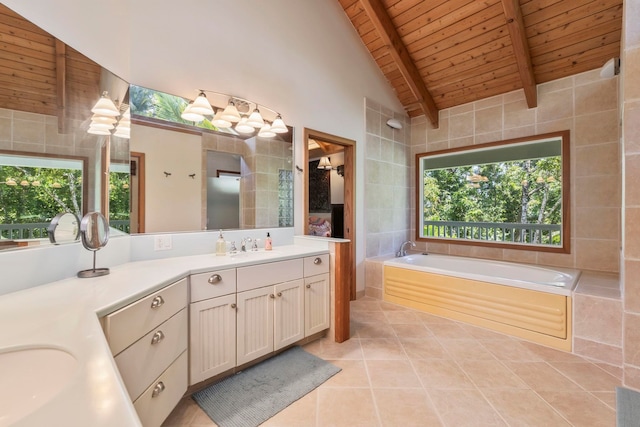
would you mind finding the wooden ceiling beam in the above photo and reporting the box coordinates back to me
[359,0,439,127]
[55,39,67,133]
[501,0,537,108]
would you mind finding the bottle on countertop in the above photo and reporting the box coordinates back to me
[265,232,273,251]
[216,230,226,256]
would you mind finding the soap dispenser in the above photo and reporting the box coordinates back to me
[216,230,226,256]
[265,232,273,251]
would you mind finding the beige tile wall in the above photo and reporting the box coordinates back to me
[0,108,100,210]
[364,98,412,258]
[410,69,621,274]
[201,133,289,229]
[623,0,640,391]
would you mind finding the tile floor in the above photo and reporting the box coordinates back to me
[162,297,620,426]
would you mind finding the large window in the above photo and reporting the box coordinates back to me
[416,131,570,253]
[0,152,87,240]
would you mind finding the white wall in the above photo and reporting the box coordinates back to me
[1,0,405,292]
[130,126,202,232]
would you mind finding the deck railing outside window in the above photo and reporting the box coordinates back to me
[423,220,562,246]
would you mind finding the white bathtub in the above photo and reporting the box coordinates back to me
[384,253,580,296]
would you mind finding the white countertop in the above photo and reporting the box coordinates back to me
[0,245,329,427]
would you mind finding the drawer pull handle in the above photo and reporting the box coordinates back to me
[269,294,275,299]
[313,257,322,265]
[277,292,282,297]
[151,330,165,345]
[150,296,164,309]
[230,303,237,309]
[208,274,222,284]
[152,381,165,398]
[306,284,311,289]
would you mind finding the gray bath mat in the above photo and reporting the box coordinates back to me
[192,346,340,427]
[616,386,640,426]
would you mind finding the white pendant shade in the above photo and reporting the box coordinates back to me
[258,123,276,138]
[113,127,131,139]
[220,101,241,122]
[180,91,288,139]
[91,91,120,117]
[212,109,232,128]
[318,156,332,170]
[88,126,112,135]
[190,92,214,116]
[89,121,114,130]
[246,108,265,128]
[90,114,117,125]
[270,114,288,134]
[181,103,205,122]
[235,117,255,134]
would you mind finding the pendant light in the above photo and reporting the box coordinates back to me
[212,109,232,128]
[113,127,130,139]
[190,91,214,116]
[318,157,332,170]
[91,91,120,117]
[88,126,112,135]
[220,100,242,123]
[181,101,204,122]
[258,123,276,138]
[235,117,255,134]
[270,114,288,134]
[246,107,265,128]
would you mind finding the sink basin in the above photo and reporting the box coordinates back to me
[0,347,77,426]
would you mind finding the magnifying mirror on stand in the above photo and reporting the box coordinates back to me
[77,212,110,278]
[47,212,80,244]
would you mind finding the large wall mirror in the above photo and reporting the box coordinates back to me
[0,5,295,252]
[128,86,294,234]
[416,130,570,253]
[0,4,129,251]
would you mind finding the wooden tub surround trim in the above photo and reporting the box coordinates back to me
[384,266,572,351]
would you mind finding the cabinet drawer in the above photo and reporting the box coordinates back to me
[304,254,329,277]
[237,259,303,292]
[104,278,187,356]
[115,308,188,402]
[190,268,236,302]
[134,350,188,427]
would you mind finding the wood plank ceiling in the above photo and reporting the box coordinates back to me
[0,4,102,132]
[338,0,623,127]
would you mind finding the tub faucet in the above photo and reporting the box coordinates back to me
[396,240,416,257]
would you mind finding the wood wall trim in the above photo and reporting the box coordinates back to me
[130,151,146,233]
[333,240,352,343]
[359,0,439,127]
[54,39,66,133]
[501,0,537,108]
[303,127,357,301]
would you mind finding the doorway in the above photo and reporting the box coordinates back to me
[130,152,146,233]
[303,128,356,300]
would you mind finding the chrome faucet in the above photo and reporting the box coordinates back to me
[241,237,252,252]
[396,240,416,257]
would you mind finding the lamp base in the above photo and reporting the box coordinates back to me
[77,267,110,278]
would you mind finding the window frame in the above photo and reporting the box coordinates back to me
[415,130,571,254]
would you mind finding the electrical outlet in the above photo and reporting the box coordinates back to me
[154,235,172,251]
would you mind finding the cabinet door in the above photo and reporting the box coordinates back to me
[274,279,304,350]
[236,286,274,365]
[305,273,330,336]
[189,294,237,385]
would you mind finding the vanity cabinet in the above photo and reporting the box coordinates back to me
[102,278,188,427]
[189,269,237,384]
[188,253,330,386]
[236,259,304,365]
[304,255,330,336]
